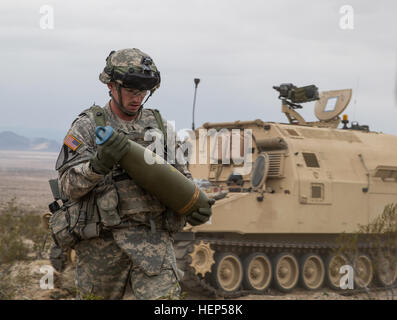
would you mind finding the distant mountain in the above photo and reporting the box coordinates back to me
[0,131,61,152]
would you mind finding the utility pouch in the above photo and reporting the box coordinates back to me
[77,191,101,239]
[49,195,101,248]
[49,243,69,272]
[49,203,80,249]
[96,183,121,227]
[80,222,100,239]
[164,209,186,233]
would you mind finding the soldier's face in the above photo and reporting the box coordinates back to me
[108,83,148,113]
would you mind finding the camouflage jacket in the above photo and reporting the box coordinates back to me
[56,102,191,227]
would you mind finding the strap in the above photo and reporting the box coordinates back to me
[113,172,131,182]
[88,106,167,151]
[90,105,106,127]
[88,105,162,139]
[77,105,106,128]
[151,109,167,142]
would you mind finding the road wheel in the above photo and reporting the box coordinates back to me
[243,253,272,292]
[212,252,243,293]
[325,254,348,290]
[354,254,373,288]
[374,251,397,287]
[299,253,325,290]
[272,253,299,292]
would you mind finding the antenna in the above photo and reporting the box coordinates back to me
[192,78,200,130]
[395,50,397,106]
[353,77,359,120]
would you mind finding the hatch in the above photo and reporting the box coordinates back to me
[314,89,352,122]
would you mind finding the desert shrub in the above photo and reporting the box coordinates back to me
[0,198,48,264]
[336,203,397,295]
[0,266,16,300]
[337,203,397,251]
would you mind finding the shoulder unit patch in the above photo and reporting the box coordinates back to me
[64,134,82,151]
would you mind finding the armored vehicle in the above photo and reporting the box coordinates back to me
[174,84,397,297]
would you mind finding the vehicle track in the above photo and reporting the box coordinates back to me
[174,237,395,298]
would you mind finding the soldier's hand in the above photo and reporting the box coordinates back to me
[90,131,129,175]
[186,199,215,226]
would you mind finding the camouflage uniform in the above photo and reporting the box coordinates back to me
[56,103,190,300]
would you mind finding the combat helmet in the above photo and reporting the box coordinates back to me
[99,48,161,116]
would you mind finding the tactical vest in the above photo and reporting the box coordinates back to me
[48,105,183,253]
[86,105,169,227]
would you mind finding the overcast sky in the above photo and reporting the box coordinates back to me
[1,0,396,142]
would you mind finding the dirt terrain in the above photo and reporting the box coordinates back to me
[0,150,395,300]
[3,259,396,300]
[0,150,58,212]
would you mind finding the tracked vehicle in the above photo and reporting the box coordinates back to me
[174,84,397,297]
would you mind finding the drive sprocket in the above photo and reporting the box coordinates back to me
[189,240,215,277]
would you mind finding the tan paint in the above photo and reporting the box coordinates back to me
[188,89,397,234]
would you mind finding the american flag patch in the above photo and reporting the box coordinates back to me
[64,134,82,151]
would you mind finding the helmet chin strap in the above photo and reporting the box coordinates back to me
[110,83,154,117]
[109,83,141,117]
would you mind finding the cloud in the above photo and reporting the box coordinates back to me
[1,0,397,141]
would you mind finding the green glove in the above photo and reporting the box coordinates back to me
[90,131,129,175]
[186,199,215,226]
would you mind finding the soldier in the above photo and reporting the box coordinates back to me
[55,48,212,299]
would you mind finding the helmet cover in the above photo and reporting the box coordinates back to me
[99,48,160,91]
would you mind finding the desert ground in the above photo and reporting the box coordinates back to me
[0,150,395,300]
[0,150,58,212]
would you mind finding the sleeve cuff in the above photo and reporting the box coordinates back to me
[82,161,105,181]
